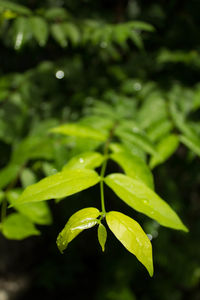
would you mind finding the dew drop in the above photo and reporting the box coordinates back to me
[79,158,84,163]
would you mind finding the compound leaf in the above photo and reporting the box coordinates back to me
[106,211,153,276]
[98,223,107,252]
[63,152,104,171]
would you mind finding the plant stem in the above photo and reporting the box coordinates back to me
[100,122,118,215]
[1,197,7,223]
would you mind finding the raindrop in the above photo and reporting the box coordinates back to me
[79,158,84,164]
[100,41,108,48]
[147,234,153,241]
[55,70,65,79]
[133,82,142,91]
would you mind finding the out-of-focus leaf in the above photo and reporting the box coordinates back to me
[98,223,107,252]
[129,21,155,32]
[130,31,143,49]
[0,1,31,15]
[50,123,107,141]
[6,189,52,225]
[57,207,100,253]
[110,151,154,189]
[15,169,100,204]
[2,213,40,240]
[116,128,157,156]
[63,152,104,171]
[45,8,69,21]
[29,16,49,46]
[180,134,200,157]
[62,22,80,45]
[51,23,68,47]
[105,173,188,232]
[0,191,4,204]
[0,164,20,190]
[147,119,173,142]
[12,17,31,50]
[20,168,37,188]
[106,211,153,276]
[150,134,179,169]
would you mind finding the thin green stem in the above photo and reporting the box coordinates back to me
[1,197,7,223]
[99,122,118,215]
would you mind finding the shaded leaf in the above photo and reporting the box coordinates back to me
[105,173,188,232]
[0,164,20,190]
[98,223,107,252]
[2,213,40,240]
[0,0,31,15]
[57,207,100,253]
[180,134,200,157]
[29,16,49,46]
[16,169,100,204]
[7,189,52,225]
[106,211,153,276]
[51,23,68,47]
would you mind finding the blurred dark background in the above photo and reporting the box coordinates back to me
[0,0,200,299]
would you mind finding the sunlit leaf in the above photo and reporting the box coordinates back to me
[63,152,104,171]
[7,189,52,225]
[105,173,188,232]
[50,123,107,141]
[57,207,100,253]
[110,151,154,189]
[150,134,179,169]
[106,211,153,276]
[2,213,40,240]
[15,169,100,204]
[98,223,107,252]
[29,16,49,47]
[147,119,173,142]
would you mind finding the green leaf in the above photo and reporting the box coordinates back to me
[98,223,107,252]
[62,22,80,46]
[106,211,153,276]
[110,151,154,189]
[51,23,68,47]
[45,8,69,21]
[0,190,4,204]
[50,123,107,141]
[116,128,157,156]
[150,134,179,169]
[0,164,20,190]
[105,174,188,232]
[6,189,52,225]
[12,17,31,50]
[63,152,104,171]
[0,0,31,15]
[29,16,49,47]
[2,213,40,240]
[57,207,100,253]
[15,169,100,205]
[147,119,173,142]
[20,168,37,188]
[180,134,200,157]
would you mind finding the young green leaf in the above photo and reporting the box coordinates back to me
[110,151,154,189]
[50,123,107,141]
[147,119,173,142]
[180,134,200,157]
[105,174,188,232]
[150,134,179,169]
[6,189,52,225]
[29,16,49,47]
[98,223,107,252]
[16,169,100,205]
[2,213,40,240]
[106,211,153,276]
[63,152,104,171]
[57,207,100,253]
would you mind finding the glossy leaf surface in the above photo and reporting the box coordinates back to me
[106,211,153,276]
[57,207,100,253]
[50,123,107,141]
[98,224,107,252]
[110,151,154,189]
[2,213,40,240]
[63,152,104,171]
[105,174,188,232]
[16,169,100,204]
[7,189,52,225]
